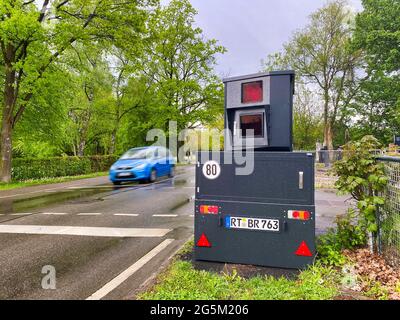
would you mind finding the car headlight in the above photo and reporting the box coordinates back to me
[110,164,117,170]
[135,163,147,170]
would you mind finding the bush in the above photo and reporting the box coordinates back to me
[11,155,118,181]
[332,135,388,252]
[317,209,367,266]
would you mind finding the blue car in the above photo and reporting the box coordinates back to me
[109,146,175,185]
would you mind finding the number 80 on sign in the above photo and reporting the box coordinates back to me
[202,161,221,180]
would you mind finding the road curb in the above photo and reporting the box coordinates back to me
[130,235,194,300]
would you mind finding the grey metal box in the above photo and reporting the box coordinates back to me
[194,151,315,269]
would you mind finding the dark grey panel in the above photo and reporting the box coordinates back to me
[194,200,315,269]
[197,152,315,206]
[223,70,295,83]
[269,74,294,150]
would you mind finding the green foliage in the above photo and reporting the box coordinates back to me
[293,84,324,150]
[351,0,400,143]
[333,135,388,234]
[264,0,362,150]
[11,155,117,181]
[317,209,367,266]
[1,0,226,176]
[364,279,390,300]
[139,260,338,300]
[354,0,400,74]
[0,0,158,181]
[142,0,226,133]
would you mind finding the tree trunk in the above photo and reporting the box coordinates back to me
[109,127,117,155]
[109,112,120,155]
[323,121,334,150]
[1,53,16,183]
[77,140,86,157]
[0,117,13,183]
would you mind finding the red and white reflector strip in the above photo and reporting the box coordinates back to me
[199,205,219,215]
[197,233,211,248]
[288,210,311,221]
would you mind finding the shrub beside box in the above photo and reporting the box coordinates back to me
[11,155,119,181]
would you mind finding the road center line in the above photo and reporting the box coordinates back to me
[41,212,68,215]
[0,225,171,238]
[113,214,139,217]
[153,214,179,218]
[86,239,174,300]
[77,213,102,216]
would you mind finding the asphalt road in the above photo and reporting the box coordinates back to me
[0,166,195,300]
[0,165,349,300]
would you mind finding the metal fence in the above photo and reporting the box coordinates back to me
[377,156,400,268]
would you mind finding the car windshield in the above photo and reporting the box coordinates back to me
[120,148,154,160]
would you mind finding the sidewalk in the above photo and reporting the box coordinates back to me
[315,189,353,235]
[0,166,191,200]
[0,176,110,200]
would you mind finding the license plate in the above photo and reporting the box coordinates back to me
[225,216,280,232]
[118,172,132,177]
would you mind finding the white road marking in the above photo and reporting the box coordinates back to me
[113,214,139,217]
[189,215,194,217]
[67,186,117,189]
[77,213,102,216]
[0,225,171,238]
[153,214,178,218]
[41,212,68,215]
[86,239,174,300]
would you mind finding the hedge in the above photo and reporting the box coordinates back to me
[11,155,119,181]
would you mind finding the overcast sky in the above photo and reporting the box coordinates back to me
[163,0,363,78]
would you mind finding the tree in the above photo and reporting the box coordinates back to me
[333,135,388,252]
[0,0,156,182]
[106,50,154,155]
[66,47,114,156]
[352,0,400,144]
[293,84,324,150]
[141,0,226,137]
[264,0,362,151]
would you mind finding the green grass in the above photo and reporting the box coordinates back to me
[0,172,108,191]
[139,249,340,300]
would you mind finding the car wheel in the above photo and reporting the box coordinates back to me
[149,169,157,183]
[168,166,175,178]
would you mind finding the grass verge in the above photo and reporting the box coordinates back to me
[0,172,108,191]
[139,241,341,300]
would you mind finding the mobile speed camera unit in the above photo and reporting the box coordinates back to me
[194,71,316,269]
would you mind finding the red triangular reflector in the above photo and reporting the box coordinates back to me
[295,241,313,257]
[197,233,211,247]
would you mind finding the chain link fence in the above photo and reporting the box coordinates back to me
[377,156,400,268]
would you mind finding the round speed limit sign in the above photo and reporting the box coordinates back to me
[202,161,221,180]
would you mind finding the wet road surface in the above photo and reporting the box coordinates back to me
[0,165,349,299]
[0,166,195,300]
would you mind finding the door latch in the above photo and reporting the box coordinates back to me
[299,171,304,190]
